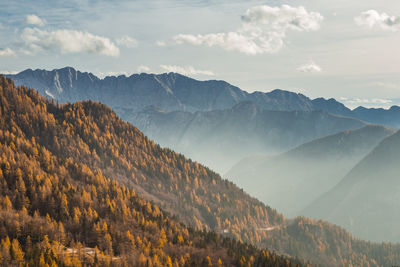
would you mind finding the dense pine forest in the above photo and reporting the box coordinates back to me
[0,76,301,266]
[1,75,400,266]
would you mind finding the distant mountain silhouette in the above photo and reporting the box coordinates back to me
[226,125,395,217]
[303,129,400,242]
[353,106,400,128]
[7,67,311,112]
[311,97,354,117]
[7,67,400,128]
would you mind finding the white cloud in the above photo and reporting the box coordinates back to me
[297,61,322,73]
[160,65,215,76]
[116,35,138,48]
[137,65,151,73]
[174,5,323,55]
[155,40,166,47]
[0,48,16,57]
[241,5,323,31]
[344,98,393,108]
[21,27,120,56]
[355,10,400,31]
[0,70,18,74]
[96,71,133,78]
[26,14,46,26]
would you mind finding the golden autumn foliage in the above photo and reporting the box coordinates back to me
[1,75,400,266]
[0,76,300,266]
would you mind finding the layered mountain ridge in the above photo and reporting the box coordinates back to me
[8,67,400,128]
[226,125,396,217]
[130,101,367,172]
[303,129,400,242]
[8,67,400,173]
[9,67,317,112]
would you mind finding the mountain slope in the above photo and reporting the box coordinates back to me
[130,102,367,173]
[226,125,396,217]
[3,75,400,266]
[0,78,299,267]
[303,129,400,242]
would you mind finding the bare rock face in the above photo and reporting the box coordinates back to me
[9,67,400,128]
[6,67,338,114]
[8,67,246,112]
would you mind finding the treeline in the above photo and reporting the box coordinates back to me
[0,76,301,266]
[2,75,400,266]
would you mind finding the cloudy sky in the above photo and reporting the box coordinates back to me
[1,0,400,108]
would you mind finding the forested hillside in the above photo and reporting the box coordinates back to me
[2,76,400,266]
[0,76,299,266]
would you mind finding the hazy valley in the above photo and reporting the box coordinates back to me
[226,125,396,217]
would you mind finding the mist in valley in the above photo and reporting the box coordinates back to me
[225,125,395,218]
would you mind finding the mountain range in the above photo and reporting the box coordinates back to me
[7,67,400,173]
[5,67,400,250]
[7,67,400,128]
[3,75,400,266]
